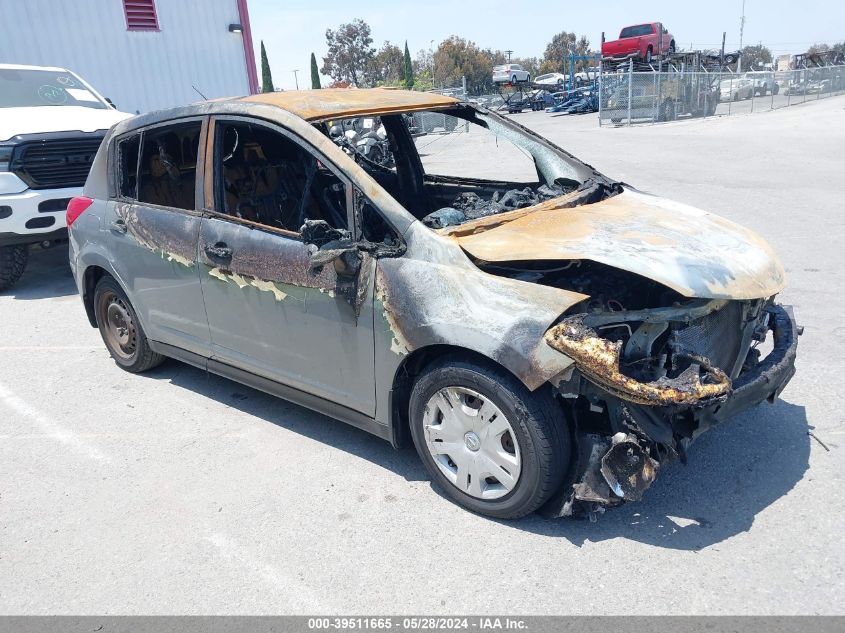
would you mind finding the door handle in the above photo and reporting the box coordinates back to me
[110,218,127,234]
[205,242,233,259]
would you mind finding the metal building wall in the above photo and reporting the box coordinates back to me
[0,0,254,113]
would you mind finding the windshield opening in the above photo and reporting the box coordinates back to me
[0,68,109,109]
[317,104,618,232]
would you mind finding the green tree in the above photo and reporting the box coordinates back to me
[260,40,274,93]
[310,52,321,89]
[367,41,405,86]
[321,18,375,87]
[403,41,414,88]
[539,32,591,74]
[432,36,501,93]
[740,44,773,70]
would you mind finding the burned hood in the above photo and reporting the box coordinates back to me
[450,188,785,300]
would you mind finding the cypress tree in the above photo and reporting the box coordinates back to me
[403,41,414,89]
[260,41,274,93]
[310,52,321,89]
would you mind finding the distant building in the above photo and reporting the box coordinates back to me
[0,0,259,113]
[776,54,795,71]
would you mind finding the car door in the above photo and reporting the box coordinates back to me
[105,118,210,357]
[197,116,377,416]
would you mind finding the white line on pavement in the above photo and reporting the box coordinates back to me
[0,381,110,462]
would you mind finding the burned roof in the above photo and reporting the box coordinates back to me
[238,88,460,122]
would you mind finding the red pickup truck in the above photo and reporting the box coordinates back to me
[602,23,676,63]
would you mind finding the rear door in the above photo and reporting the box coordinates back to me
[105,118,210,356]
[197,116,377,416]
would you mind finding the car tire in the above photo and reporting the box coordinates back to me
[0,244,28,292]
[668,41,676,55]
[408,358,570,519]
[511,75,517,85]
[93,276,165,373]
[645,46,653,63]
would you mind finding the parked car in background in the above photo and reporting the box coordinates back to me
[0,63,130,291]
[746,72,779,96]
[68,89,798,520]
[602,23,676,63]
[720,77,754,101]
[534,73,567,87]
[493,64,530,84]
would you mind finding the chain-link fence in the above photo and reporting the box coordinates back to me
[599,64,845,125]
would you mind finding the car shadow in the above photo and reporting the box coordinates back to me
[146,359,809,548]
[2,245,77,300]
[145,360,429,483]
[514,399,810,550]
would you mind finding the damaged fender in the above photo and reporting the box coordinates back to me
[375,222,588,392]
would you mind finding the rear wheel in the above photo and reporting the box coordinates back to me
[0,244,28,292]
[645,46,653,63]
[409,358,570,519]
[94,276,165,373]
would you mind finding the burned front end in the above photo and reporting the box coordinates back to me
[541,294,799,518]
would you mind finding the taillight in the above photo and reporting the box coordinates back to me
[66,196,94,227]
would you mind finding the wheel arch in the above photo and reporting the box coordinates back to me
[82,265,111,327]
[388,344,546,449]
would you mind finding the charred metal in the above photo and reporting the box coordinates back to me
[543,302,799,518]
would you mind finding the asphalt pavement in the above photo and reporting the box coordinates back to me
[0,96,842,614]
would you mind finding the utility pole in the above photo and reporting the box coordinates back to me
[505,50,513,62]
[738,0,746,74]
[430,40,435,88]
[291,69,300,90]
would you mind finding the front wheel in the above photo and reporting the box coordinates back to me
[94,276,165,373]
[0,244,28,292]
[409,358,570,519]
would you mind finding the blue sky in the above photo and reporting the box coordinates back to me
[249,0,843,89]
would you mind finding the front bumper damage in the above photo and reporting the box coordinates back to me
[542,302,799,518]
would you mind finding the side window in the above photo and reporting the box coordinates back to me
[215,121,348,233]
[137,121,201,210]
[355,188,398,245]
[116,134,140,199]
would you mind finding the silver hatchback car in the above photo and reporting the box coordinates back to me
[68,89,798,520]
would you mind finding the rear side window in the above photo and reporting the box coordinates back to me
[137,121,202,210]
[116,134,140,199]
[620,24,654,38]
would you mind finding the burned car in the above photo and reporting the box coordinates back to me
[67,89,798,519]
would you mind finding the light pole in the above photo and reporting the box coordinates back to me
[292,69,300,90]
[430,39,435,88]
[737,0,746,74]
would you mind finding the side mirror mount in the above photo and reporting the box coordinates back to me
[300,219,360,274]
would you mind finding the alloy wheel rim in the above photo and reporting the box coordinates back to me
[422,386,521,500]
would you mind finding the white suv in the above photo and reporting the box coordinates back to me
[0,63,130,290]
[492,64,531,84]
